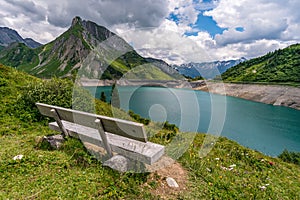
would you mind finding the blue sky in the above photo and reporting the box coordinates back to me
[0,0,299,64]
[185,13,227,37]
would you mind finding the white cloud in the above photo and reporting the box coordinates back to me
[0,0,299,63]
[168,0,200,26]
[116,19,210,64]
[205,0,300,45]
[0,0,170,43]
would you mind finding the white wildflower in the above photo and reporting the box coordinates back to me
[13,155,23,160]
[229,164,236,168]
[259,185,266,190]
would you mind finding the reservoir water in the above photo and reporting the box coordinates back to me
[86,86,300,157]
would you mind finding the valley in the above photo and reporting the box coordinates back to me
[0,12,299,199]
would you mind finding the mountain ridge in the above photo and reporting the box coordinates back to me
[173,58,246,79]
[0,16,175,80]
[0,27,41,48]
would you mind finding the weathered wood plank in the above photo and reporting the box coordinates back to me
[49,121,164,164]
[36,103,147,142]
[95,119,113,157]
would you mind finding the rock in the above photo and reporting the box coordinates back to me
[166,177,179,188]
[103,155,129,172]
[43,134,65,149]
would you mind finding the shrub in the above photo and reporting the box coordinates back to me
[13,78,94,122]
[128,110,150,125]
[100,91,107,102]
[163,121,179,133]
[278,149,300,166]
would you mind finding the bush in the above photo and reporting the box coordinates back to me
[163,121,179,133]
[13,78,95,122]
[278,149,300,166]
[100,91,107,102]
[128,110,150,125]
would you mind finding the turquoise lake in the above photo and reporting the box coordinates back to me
[86,86,300,157]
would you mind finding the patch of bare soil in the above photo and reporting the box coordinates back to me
[144,161,189,199]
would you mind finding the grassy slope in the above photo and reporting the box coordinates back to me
[221,43,300,84]
[0,43,39,70]
[0,64,299,199]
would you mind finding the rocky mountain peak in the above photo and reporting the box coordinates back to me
[0,26,41,48]
[71,16,82,27]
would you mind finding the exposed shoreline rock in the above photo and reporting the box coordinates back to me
[194,82,300,110]
[80,79,300,110]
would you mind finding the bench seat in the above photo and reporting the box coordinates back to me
[49,121,164,165]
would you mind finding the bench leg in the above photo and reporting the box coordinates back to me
[50,109,69,137]
[95,119,113,158]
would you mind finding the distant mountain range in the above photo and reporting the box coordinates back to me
[0,17,177,79]
[173,58,247,79]
[222,44,300,83]
[0,27,41,48]
[0,17,299,84]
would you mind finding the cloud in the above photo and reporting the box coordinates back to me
[2,0,45,21]
[0,0,170,44]
[116,19,211,64]
[205,0,300,45]
[168,0,200,26]
[45,0,169,28]
[0,0,299,63]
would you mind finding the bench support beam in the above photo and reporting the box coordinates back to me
[95,119,113,158]
[50,109,69,137]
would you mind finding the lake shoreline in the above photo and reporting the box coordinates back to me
[193,82,300,110]
[80,79,300,110]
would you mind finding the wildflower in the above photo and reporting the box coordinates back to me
[259,183,270,190]
[215,158,220,160]
[13,155,23,160]
[268,161,274,166]
[259,185,266,190]
[229,164,236,168]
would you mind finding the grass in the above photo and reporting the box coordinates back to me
[1,63,300,199]
[179,135,300,199]
[221,43,300,84]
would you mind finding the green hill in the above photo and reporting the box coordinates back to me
[0,17,174,80]
[221,43,300,84]
[0,43,39,70]
[0,64,299,199]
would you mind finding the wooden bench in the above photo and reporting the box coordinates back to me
[36,103,165,165]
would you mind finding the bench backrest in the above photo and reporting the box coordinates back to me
[36,103,147,142]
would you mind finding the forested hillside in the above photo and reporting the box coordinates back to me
[221,44,300,84]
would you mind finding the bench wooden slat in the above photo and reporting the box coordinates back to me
[36,103,147,142]
[49,121,164,164]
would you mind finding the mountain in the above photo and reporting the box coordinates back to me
[0,27,41,48]
[0,17,175,80]
[145,57,184,80]
[221,44,300,83]
[173,58,246,79]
